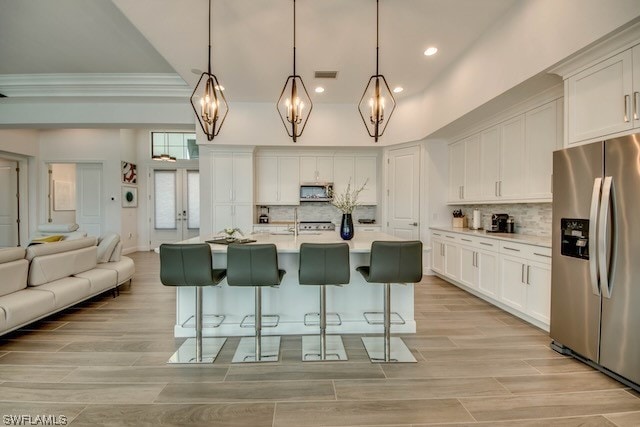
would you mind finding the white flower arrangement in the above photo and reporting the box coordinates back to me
[218,227,244,239]
[331,179,368,214]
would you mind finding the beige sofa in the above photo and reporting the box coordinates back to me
[0,236,134,336]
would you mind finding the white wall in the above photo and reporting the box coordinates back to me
[386,0,640,144]
[0,129,38,156]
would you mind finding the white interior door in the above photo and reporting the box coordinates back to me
[76,163,103,237]
[387,146,420,239]
[150,168,199,248]
[0,160,18,247]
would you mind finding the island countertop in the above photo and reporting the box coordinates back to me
[180,231,406,253]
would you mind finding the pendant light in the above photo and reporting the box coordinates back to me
[358,0,396,142]
[276,0,312,143]
[190,0,229,141]
[152,134,177,162]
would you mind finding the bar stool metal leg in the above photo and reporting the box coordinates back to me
[362,283,416,363]
[302,285,348,361]
[233,287,280,363]
[168,286,227,364]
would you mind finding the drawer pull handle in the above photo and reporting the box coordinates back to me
[480,242,493,247]
[504,246,520,252]
[461,238,472,242]
[433,233,441,236]
[446,235,455,239]
[533,252,551,258]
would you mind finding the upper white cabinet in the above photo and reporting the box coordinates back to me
[333,156,355,199]
[354,156,377,205]
[566,48,634,145]
[448,99,560,204]
[213,153,253,204]
[300,156,333,183]
[255,156,300,205]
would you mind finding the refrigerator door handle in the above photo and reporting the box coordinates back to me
[598,176,617,299]
[589,177,602,296]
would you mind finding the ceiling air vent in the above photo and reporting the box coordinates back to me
[314,71,338,79]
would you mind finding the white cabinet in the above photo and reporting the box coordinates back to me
[355,225,381,232]
[255,156,300,205]
[463,135,482,201]
[355,156,377,204]
[479,126,501,201]
[566,49,634,144]
[211,152,253,234]
[499,115,526,199]
[300,156,333,183]
[430,228,551,330]
[334,155,378,204]
[448,141,465,202]
[525,101,558,199]
[213,204,253,234]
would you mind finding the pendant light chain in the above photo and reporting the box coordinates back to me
[208,0,212,75]
[293,0,296,77]
[376,0,379,76]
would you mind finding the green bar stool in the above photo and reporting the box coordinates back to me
[357,240,422,363]
[159,243,227,364]
[299,243,350,361]
[227,244,285,363]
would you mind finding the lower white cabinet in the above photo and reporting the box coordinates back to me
[430,229,551,329]
[213,204,252,234]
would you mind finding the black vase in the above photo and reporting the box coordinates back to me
[340,213,354,240]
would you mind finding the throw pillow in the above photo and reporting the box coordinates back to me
[97,233,120,263]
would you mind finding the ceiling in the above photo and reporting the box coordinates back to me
[0,0,518,103]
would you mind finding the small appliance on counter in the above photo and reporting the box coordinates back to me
[258,206,269,223]
[506,216,515,233]
[487,213,509,233]
[358,219,376,224]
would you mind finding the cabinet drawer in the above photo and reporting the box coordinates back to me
[457,235,498,251]
[431,230,458,241]
[499,241,551,262]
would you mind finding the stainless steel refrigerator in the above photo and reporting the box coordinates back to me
[551,133,640,389]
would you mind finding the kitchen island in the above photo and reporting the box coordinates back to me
[173,231,419,337]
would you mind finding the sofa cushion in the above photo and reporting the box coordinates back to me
[74,268,118,293]
[32,277,91,309]
[95,256,134,285]
[0,289,56,330]
[109,241,123,262]
[31,235,65,243]
[97,233,120,263]
[0,307,6,332]
[0,247,26,264]
[0,259,28,297]
[28,246,97,287]
[26,237,97,261]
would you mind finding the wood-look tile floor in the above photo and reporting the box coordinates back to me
[0,251,639,426]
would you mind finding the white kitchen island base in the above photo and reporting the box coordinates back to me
[174,232,417,338]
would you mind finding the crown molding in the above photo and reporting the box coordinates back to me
[0,73,191,98]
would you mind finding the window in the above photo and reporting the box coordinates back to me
[151,132,198,160]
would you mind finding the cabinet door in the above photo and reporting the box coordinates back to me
[278,156,300,205]
[431,239,444,274]
[459,245,478,289]
[213,154,234,203]
[525,101,557,199]
[634,45,640,129]
[525,260,551,324]
[255,156,278,204]
[213,204,233,232]
[477,249,499,298]
[499,255,527,311]
[499,115,525,199]
[567,49,633,144]
[333,156,355,196]
[232,154,253,203]
[464,135,481,201]
[448,141,465,202]
[444,241,459,280]
[233,204,254,233]
[480,126,501,200]
[355,156,377,204]
[317,156,334,182]
[299,157,317,182]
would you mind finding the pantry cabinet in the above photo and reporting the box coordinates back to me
[255,156,300,205]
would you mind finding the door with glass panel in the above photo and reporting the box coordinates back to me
[150,169,200,248]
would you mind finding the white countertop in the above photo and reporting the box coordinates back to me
[430,226,551,248]
[180,231,406,253]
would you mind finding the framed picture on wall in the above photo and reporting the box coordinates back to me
[53,180,76,211]
[122,186,137,208]
[122,161,137,184]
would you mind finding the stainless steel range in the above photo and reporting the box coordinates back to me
[298,221,335,231]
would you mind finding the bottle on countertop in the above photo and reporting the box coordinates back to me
[506,216,515,233]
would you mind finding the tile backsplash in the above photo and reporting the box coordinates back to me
[261,203,377,226]
[457,203,552,236]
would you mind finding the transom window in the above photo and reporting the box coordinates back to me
[151,132,199,160]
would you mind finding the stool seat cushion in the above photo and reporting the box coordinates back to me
[227,244,285,286]
[357,241,423,284]
[299,243,350,285]
[160,244,227,287]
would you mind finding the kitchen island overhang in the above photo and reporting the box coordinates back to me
[173,232,422,337]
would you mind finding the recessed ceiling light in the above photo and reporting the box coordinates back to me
[315,87,325,93]
[393,87,404,93]
[424,47,438,56]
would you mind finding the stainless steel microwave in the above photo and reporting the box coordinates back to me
[300,183,333,202]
